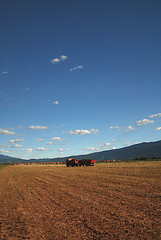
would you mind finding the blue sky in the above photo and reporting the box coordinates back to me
[0,0,161,159]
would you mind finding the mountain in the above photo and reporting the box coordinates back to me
[0,154,24,164]
[0,140,161,164]
[79,140,161,161]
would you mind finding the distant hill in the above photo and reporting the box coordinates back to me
[0,154,24,164]
[79,140,161,161]
[0,140,161,164]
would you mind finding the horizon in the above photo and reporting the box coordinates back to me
[0,0,161,159]
[1,139,161,160]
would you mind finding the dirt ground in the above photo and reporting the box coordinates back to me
[0,161,161,240]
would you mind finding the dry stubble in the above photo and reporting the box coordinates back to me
[0,161,161,239]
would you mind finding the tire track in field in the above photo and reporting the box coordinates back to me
[0,163,161,239]
[14,165,161,239]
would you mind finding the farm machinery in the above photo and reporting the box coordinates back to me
[66,158,96,167]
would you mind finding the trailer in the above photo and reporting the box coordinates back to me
[66,158,96,167]
[79,159,96,166]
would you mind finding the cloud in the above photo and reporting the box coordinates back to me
[21,149,33,153]
[60,55,67,61]
[156,127,161,131]
[99,142,112,150]
[1,71,8,74]
[149,113,161,118]
[0,149,9,153]
[21,88,30,92]
[37,147,48,151]
[0,129,15,135]
[51,55,67,64]
[90,129,99,134]
[46,142,53,145]
[66,129,99,135]
[52,137,65,141]
[53,100,60,105]
[110,126,122,131]
[36,138,44,142]
[69,65,84,72]
[104,142,111,147]
[58,148,71,154]
[86,147,99,151]
[125,126,135,132]
[51,58,60,63]
[9,138,24,143]
[28,126,48,130]
[136,119,154,126]
[0,144,9,148]
[12,144,23,148]
[86,142,112,152]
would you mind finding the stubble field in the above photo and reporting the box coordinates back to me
[0,161,161,240]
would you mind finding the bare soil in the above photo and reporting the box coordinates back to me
[0,161,161,239]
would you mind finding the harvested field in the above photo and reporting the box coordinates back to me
[0,162,161,240]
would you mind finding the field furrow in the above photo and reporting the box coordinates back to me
[0,162,161,239]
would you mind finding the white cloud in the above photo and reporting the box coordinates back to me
[125,142,130,146]
[1,71,8,74]
[9,138,24,143]
[66,129,99,135]
[99,142,112,150]
[52,137,64,141]
[58,148,71,154]
[149,113,161,118]
[21,88,30,92]
[86,147,99,151]
[36,138,44,142]
[90,129,99,134]
[51,58,60,63]
[104,142,111,147]
[156,127,161,131]
[53,100,60,105]
[125,126,135,132]
[46,142,53,145]
[37,147,48,151]
[86,142,113,152]
[136,119,154,126]
[28,126,48,130]
[0,149,9,153]
[21,149,33,153]
[134,142,141,144]
[110,126,122,131]
[69,65,84,72]
[60,55,67,61]
[110,126,119,129]
[12,144,23,148]
[0,129,15,135]
[51,55,67,64]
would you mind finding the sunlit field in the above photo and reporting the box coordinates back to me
[0,161,161,239]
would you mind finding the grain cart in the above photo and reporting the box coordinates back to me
[78,159,96,166]
[66,158,79,167]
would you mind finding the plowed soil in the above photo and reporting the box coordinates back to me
[0,161,161,240]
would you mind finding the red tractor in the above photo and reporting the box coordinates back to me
[66,158,79,167]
